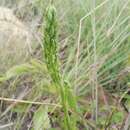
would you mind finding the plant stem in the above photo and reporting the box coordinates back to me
[43,4,72,130]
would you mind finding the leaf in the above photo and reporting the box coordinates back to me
[0,59,48,82]
[124,94,130,100]
[6,64,35,79]
[0,76,7,82]
[111,111,124,123]
[30,59,48,74]
[64,81,78,130]
[0,64,33,83]
[64,81,79,112]
[49,128,57,130]
[11,104,28,113]
[33,106,51,130]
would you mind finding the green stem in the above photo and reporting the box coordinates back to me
[43,4,71,130]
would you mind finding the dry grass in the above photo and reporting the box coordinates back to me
[0,7,34,73]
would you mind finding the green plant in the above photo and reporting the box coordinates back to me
[43,3,78,130]
[0,0,130,129]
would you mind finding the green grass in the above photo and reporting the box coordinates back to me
[0,0,130,129]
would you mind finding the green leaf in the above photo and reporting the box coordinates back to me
[124,94,130,100]
[11,104,28,113]
[0,64,34,82]
[33,106,51,130]
[32,128,57,130]
[0,76,7,82]
[0,59,48,82]
[64,81,78,112]
[111,111,124,123]
[30,59,48,74]
[6,64,35,79]
[64,81,78,130]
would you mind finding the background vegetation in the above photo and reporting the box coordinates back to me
[0,0,130,130]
